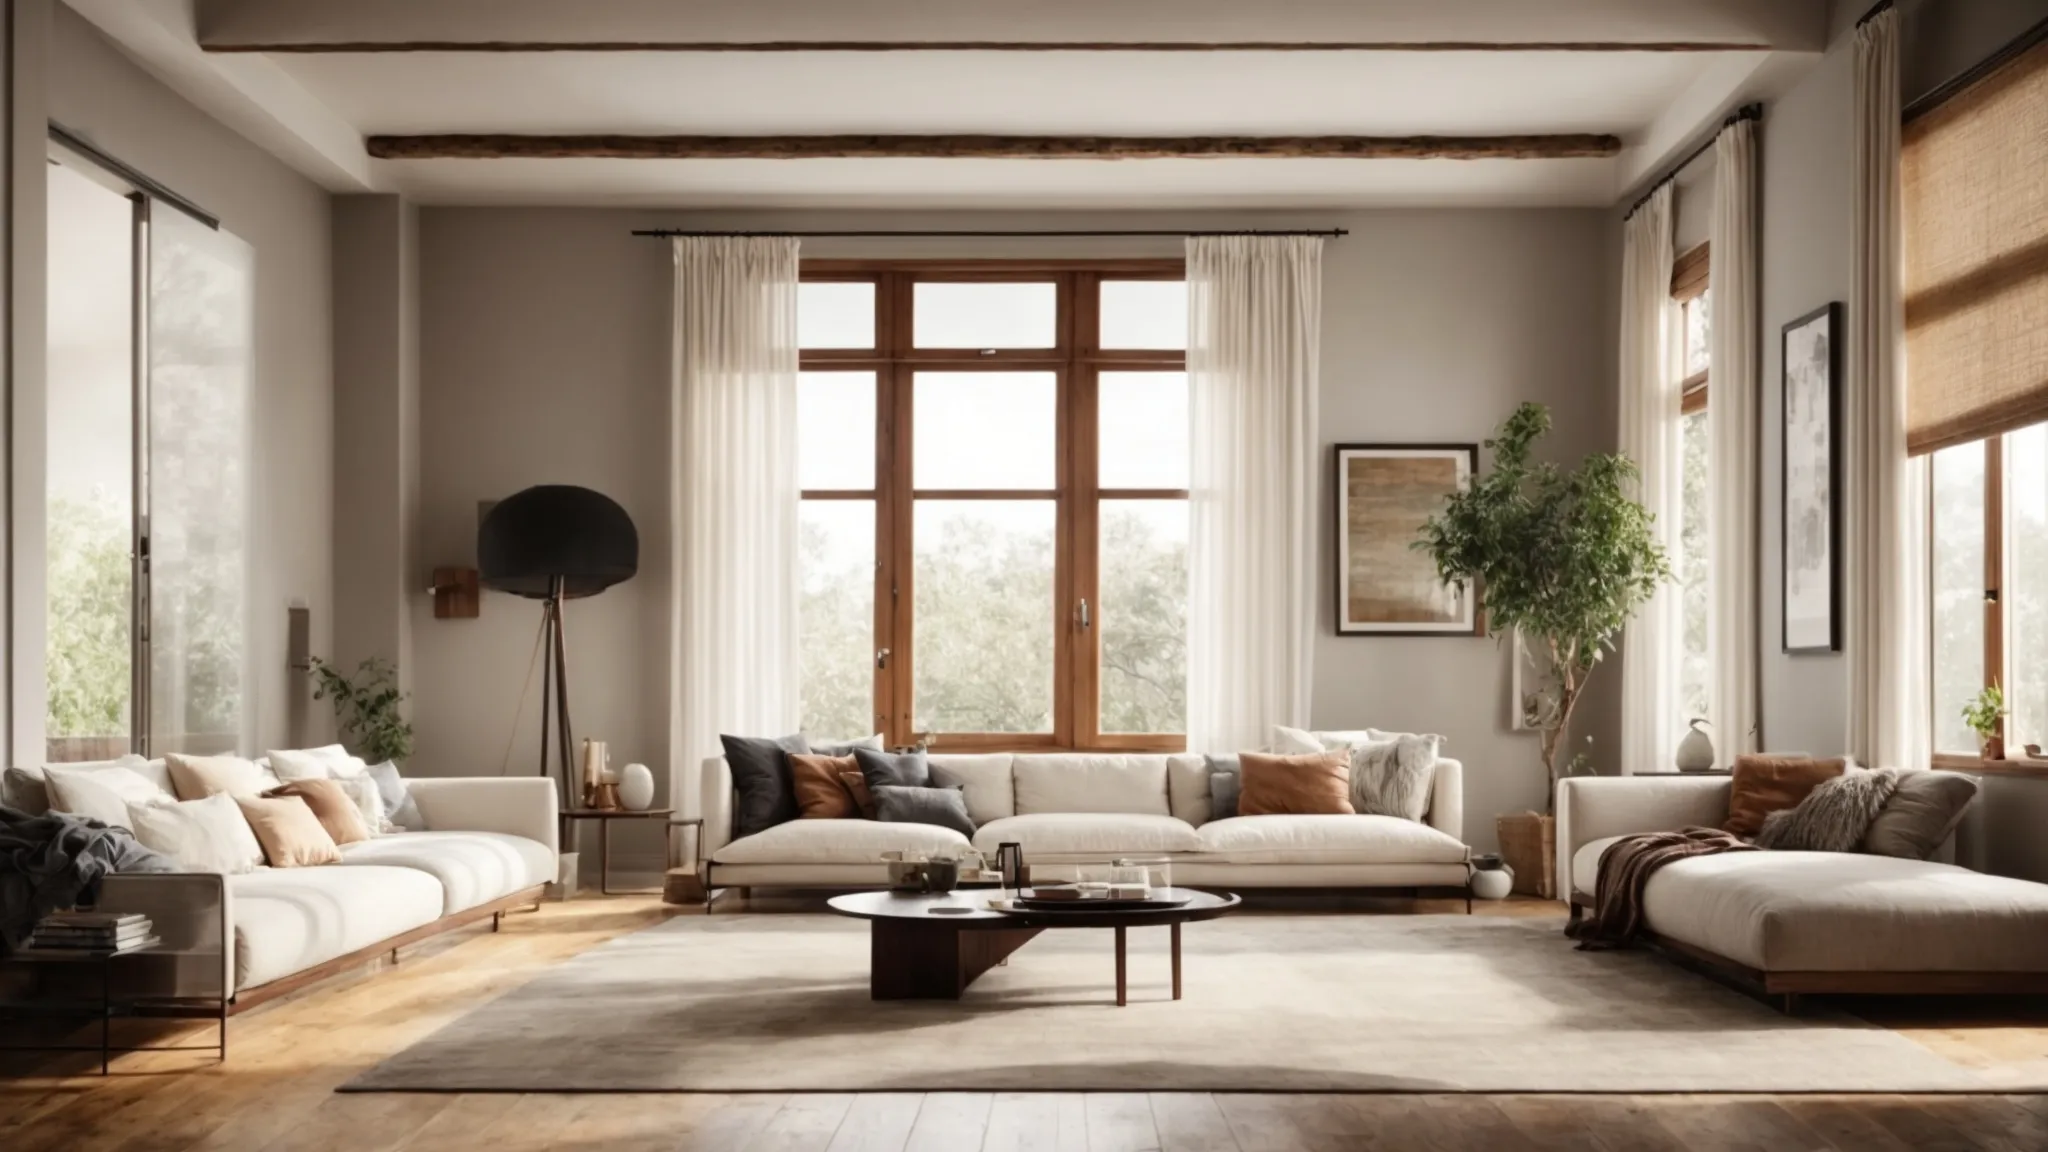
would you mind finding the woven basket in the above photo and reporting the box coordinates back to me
[1495,812,1556,899]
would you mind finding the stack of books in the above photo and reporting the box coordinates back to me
[27,911,158,955]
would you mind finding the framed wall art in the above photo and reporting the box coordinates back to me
[1334,443,1481,636]
[1781,302,1842,654]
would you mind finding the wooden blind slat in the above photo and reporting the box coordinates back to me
[1671,241,1710,302]
[1904,36,2048,455]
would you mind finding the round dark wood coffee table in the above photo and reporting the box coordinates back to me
[827,888,1240,1005]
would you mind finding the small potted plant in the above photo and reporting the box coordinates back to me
[1962,683,2008,761]
[307,656,414,764]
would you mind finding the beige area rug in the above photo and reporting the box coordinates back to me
[343,913,2019,1093]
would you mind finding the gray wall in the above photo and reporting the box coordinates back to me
[41,5,334,753]
[412,207,1616,865]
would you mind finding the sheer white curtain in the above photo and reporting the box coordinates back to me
[1709,118,1762,764]
[1846,9,1930,770]
[1185,236,1321,754]
[669,237,802,807]
[1617,184,1683,775]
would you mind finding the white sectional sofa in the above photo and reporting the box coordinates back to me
[6,765,558,1013]
[684,751,1471,903]
[1557,773,2048,1008]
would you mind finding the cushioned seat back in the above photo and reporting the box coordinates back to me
[2,756,171,815]
[928,754,1015,825]
[1012,755,1171,817]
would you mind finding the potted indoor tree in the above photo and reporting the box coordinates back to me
[307,656,415,764]
[1417,403,1670,897]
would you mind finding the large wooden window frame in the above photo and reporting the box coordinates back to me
[800,259,1188,753]
[1673,242,1710,414]
[1930,436,2013,771]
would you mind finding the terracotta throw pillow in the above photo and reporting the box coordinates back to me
[839,771,878,819]
[790,753,861,819]
[264,779,372,845]
[234,795,342,867]
[1237,750,1354,816]
[1723,755,1848,839]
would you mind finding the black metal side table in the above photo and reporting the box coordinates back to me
[0,945,227,1074]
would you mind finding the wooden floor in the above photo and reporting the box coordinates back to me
[4,893,2048,1151]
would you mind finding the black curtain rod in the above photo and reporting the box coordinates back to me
[1857,0,1895,30]
[1623,103,1762,221]
[48,122,220,231]
[1905,12,2048,123]
[632,227,1347,239]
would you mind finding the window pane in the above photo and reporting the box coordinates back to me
[149,209,253,757]
[913,282,1056,349]
[45,163,134,762]
[798,372,876,490]
[1930,441,1986,755]
[798,281,874,350]
[800,500,876,740]
[914,372,1056,489]
[1100,372,1189,490]
[1685,290,1712,379]
[913,501,1054,733]
[1100,501,1187,734]
[2008,425,2048,750]
[1100,280,1188,350]
[1679,408,1711,730]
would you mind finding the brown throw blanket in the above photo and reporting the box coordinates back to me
[1565,827,1758,950]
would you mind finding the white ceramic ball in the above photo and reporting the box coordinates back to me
[618,762,656,811]
[1471,866,1514,901]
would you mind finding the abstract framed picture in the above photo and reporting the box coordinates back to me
[1782,302,1842,654]
[1334,444,1481,636]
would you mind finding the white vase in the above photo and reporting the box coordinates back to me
[1471,866,1514,901]
[618,762,656,811]
[1675,719,1715,773]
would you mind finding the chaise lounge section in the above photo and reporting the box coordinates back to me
[1556,773,2048,1008]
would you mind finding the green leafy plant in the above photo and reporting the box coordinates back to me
[1962,683,2007,745]
[1417,403,1672,807]
[308,656,414,764]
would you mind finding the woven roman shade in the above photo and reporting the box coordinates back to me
[1902,35,2048,455]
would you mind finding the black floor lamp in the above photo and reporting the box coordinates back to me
[478,485,638,809]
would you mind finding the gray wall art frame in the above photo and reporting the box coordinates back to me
[1781,302,1843,654]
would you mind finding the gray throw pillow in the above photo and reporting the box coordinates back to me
[1205,754,1241,820]
[1348,735,1440,823]
[1757,768,1900,852]
[362,760,425,831]
[722,733,811,839]
[853,747,931,791]
[1862,770,1978,859]
[872,784,975,837]
[809,734,884,756]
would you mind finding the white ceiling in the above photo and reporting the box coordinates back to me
[63,0,1829,210]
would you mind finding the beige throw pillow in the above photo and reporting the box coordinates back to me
[236,795,343,867]
[127,793,266,874]
[166,753,273,801]
[263,779,373,845]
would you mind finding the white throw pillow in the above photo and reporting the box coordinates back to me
[267,748,337,782]
[45,765,172,829]
[332,775,394,835]
[127,793,265,874]
[1270,726,1323,754]
[362,761,425,831]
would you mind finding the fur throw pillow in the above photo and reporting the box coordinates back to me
[1347,734,1441,823]
[1756,768,1900,852]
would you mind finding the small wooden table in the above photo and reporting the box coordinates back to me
[559,807,674,894]
[827,888,1240,1005]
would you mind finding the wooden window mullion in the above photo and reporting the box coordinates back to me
[1987,434,2007,757]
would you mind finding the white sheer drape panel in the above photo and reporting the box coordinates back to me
[669,237,802,817]
[1617,184,1683,775]
[1185,236,1322,754]
[1709,118,1762,764]
[1846,10,1931,771]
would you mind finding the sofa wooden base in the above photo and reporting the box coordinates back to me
[1567,892,2048,1013]
[700,869,1474,914]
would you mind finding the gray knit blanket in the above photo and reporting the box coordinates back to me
[0,806,175,953]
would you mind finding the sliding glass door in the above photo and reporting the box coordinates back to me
[43,148,252,761]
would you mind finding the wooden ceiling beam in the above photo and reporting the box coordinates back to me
[215,40,1770,54]
[365,134,1624,161]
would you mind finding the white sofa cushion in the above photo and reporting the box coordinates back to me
[971,813,1200,858]
[338,831,555,915]
[3,756,168,815]
[1631,851,2048,972]
[712,818,971,865]
[1013,755,1170,816]
[44,765,172,829]
[929,754,1015,824]
[228,864,444,994]
[1195,814,1470,865]
[1571,834,1629,897]
[1166,755,1211,825]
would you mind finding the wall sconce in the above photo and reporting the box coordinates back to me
[430,567,480,619]
[287,602,312,671]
